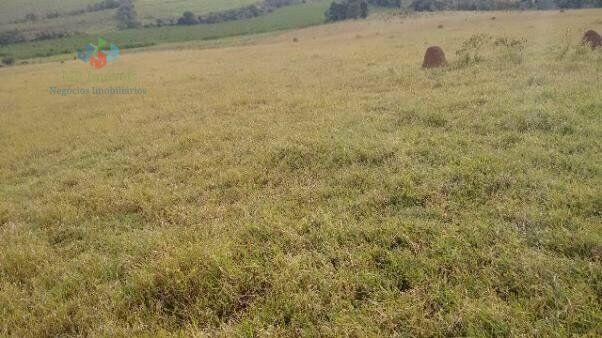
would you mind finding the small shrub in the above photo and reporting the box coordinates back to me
[456,33,493,66]
[574,43,591,56]
[494,36,527,64]
[46,11,60,19]
[24,13,38,22]
[0,29,26,46]
[2,56,15,66]
[456,34,527,66]
[325,0,369,22]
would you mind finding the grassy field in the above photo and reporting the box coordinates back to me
[0,0,99,23]
[0,0,304,46]
[0,9,601,336]
[1,10,119,36]
[0,0,331,60]
[137,0,260,21]
[0,0,260,24]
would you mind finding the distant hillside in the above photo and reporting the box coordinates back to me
[0,0,320,51]
[0,0,262,36]
[408,0,602,10]
[0,0,260,25]
[2,0,600,61]
[0,0,99,24]
[0,0,331,60]
[137,0,260,23]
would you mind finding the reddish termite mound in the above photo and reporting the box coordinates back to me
[582,30,601,49]
[422,46,448,69]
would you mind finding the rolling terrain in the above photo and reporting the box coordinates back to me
[0,8,601,336]
[137,0,261,21]
[0,0,331,60]
[0,0,100,23]
[0,0,261,24]
[0,0,308,52]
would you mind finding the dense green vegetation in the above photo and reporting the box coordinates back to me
[173,0,302,26]
[116,0,140,29]
[137,0,261,22]
[325,0,369,22]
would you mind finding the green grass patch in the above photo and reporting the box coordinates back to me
[137,0,261,22]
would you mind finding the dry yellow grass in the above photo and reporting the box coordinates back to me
[0,9,601,336]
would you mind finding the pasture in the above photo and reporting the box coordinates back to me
[0,0,331,60]
[0,0,312,47]
[137,0,260,21]
[0,8,601,336]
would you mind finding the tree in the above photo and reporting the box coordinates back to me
[325,2,347,22]
[533,0,557,8]
[368,0,400,6]
[555,0,583,7]
[411,0,446,11]
[116,0,140,29]
[360,0,369,17]
[325,0,369,22]
[346,0,363,18]
[177,11,199,25]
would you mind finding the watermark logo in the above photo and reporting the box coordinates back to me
[54,38,147,96]
[77,38,120,69]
